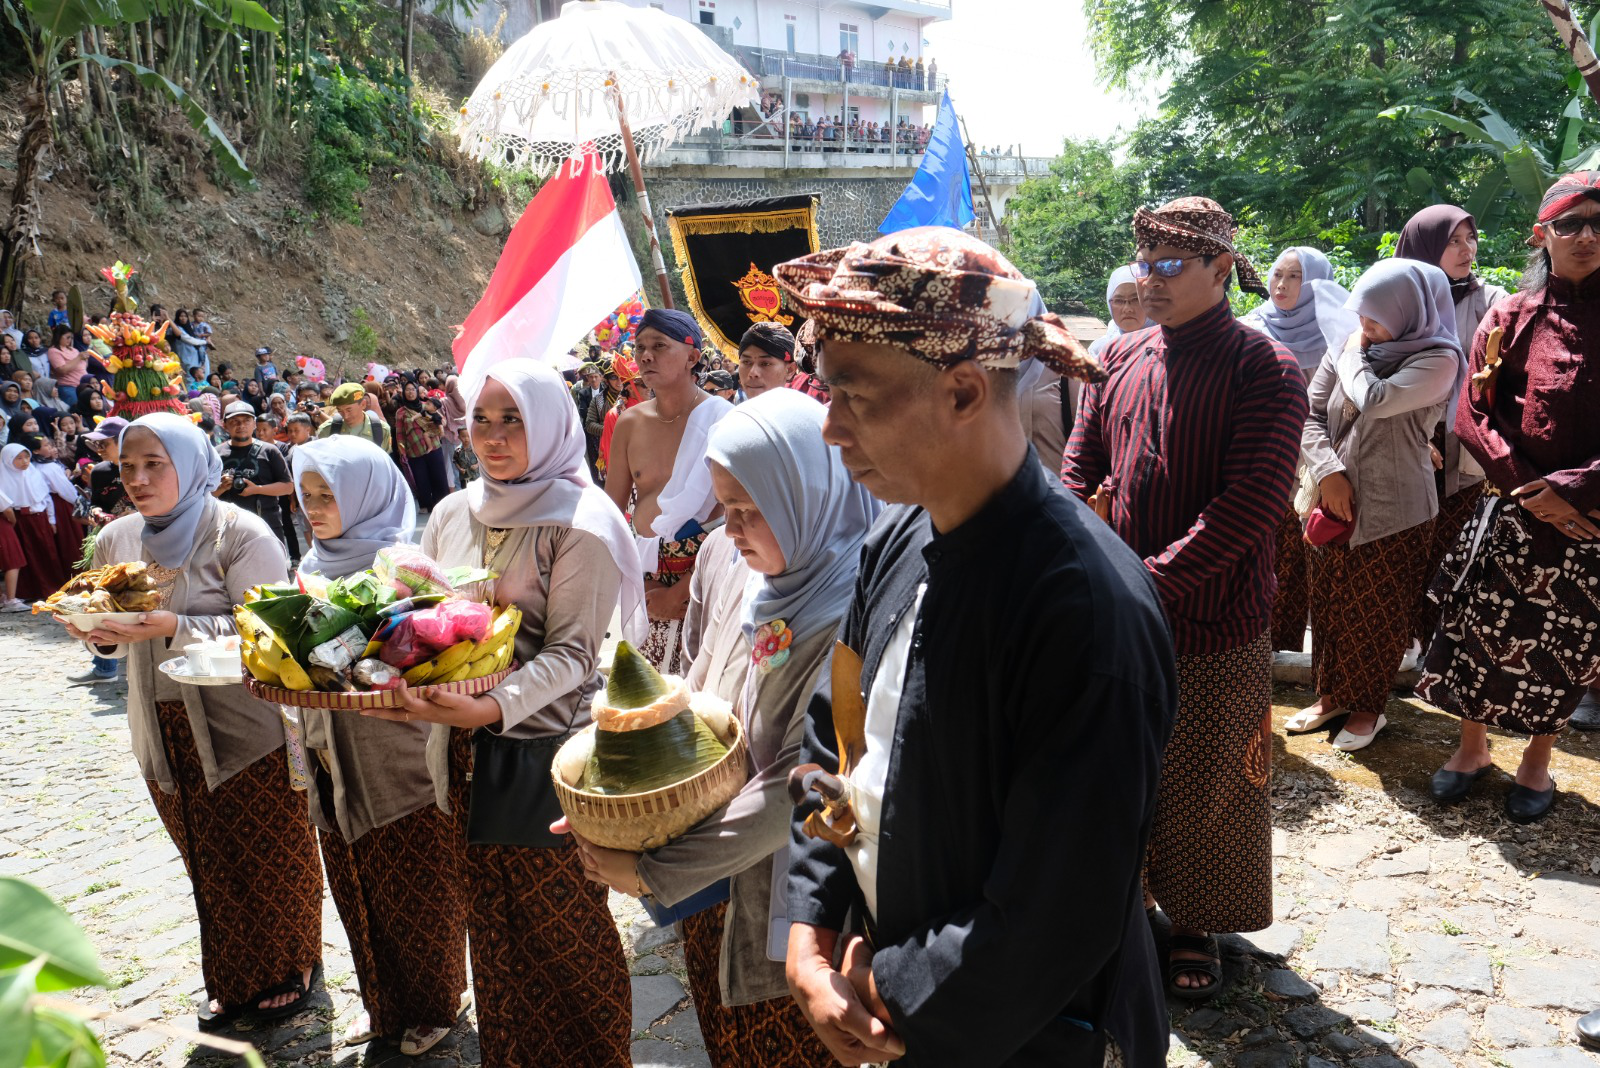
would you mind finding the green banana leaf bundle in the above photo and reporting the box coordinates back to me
[579,641,728,796]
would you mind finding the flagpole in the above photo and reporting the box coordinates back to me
[610,78,675,309]
[959,113,1007,246]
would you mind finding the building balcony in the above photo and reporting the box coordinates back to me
[647,128,926,172]
[715,41,944,100]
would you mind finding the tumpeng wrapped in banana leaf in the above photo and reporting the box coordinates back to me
[579,641,728,796]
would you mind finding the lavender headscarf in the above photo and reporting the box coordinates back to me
[120,413,223,567]
[1244,247,1353,370]
[1344,259,1465,422]
[464,359,646,644]
[703,390,880,645]
[293,435,416,579]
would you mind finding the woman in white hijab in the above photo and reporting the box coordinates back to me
[559,390,880,1068]
[0,442,69,599]
[364,358,642,1066]
[290,436,467,1056]
[61,413,322,1032]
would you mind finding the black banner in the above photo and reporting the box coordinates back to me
[666,194,820,361]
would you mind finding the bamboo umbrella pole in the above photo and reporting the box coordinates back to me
[610,77,674,309]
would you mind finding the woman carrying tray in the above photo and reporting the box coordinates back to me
[290,435,469,1056]
[61,413,323,1031]
[362,358,646,1067]
[559,390,879,1067]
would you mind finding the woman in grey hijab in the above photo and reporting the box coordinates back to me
[290,436,468,1056]
[1289,260,1462,754]
[63,413,323,1032]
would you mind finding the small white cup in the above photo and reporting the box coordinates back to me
[183,643,215,675]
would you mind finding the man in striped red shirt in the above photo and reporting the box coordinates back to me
[1062,196,1308,1001]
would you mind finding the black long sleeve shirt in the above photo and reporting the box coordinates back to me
[788,453,1177,1068]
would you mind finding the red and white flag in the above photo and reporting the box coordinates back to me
[453,151,642,383]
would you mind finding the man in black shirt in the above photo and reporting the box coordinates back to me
[775,228,1176,1068]
[216,400,293,549]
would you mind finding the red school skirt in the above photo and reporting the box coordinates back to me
[0,517,24,573]
[50,496,87,571]
[14,510,68,601]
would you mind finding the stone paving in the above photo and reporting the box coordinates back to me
[6,609,1600,1066]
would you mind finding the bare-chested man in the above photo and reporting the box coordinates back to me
[605,309,733,672]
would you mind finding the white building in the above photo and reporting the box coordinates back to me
[465,0,952,170]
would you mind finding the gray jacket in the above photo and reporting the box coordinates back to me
[1302,341,1459,548]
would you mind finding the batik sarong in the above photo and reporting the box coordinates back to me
[145,700,322,1009]
[1310,519,1435,718]
[681,902,833,1068]
[446,728,631,1067]
[640,528,709,675]
[315,765,467,1037]
[1413,482,1485,649]
[1270,507,1309,652]
[1145,632,1274,933]
[1418,499,1600,735]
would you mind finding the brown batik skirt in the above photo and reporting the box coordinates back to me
[1418,499,1600,735]
[1413,482,1486,649]
[1271,507,1310,652]
[680,901,832,1068]
[1309,518,1435,719]
[145,701,322,1009]
[315,767,467,1037]
[446,728,631,1067]
[1146,633,1274,934]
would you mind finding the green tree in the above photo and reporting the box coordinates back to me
[1087,0,1582,243]
[1005,137,1145,316]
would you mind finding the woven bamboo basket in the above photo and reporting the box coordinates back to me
[244,663,516,710]
[551,715,747,851]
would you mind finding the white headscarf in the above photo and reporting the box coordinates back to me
[1089,265,1155,357]
[704,390,880,645]
[119,413,223,567]
[293,436,416,580]
[0,443,48,513]
[464,359,646,645]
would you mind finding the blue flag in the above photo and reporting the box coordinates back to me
[878,90,975,234]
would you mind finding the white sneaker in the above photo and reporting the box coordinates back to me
[0,599,29,614]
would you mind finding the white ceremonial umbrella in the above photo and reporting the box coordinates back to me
[456,0,759,308]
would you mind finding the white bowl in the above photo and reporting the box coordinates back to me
[58,611,144,632]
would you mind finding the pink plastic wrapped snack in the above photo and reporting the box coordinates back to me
[376,616,433,670]
[410,599,492,649]
[374,545,453,599]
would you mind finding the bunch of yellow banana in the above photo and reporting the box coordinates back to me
[401,605,521,685]
[234,605,314,691]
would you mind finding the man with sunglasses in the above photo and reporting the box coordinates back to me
[1062,196,1308,1002]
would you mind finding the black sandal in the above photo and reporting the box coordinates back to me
[246,961,324,1023]
[196,1001,250,1033]
[1167,934,1222,1001]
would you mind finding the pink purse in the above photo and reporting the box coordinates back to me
[1304,505,1355,547]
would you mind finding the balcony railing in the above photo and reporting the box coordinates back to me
[731,46,946,94]
[651,125,927,168]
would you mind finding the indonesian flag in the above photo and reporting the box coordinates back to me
[453,151,642,384]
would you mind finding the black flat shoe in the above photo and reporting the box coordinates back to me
[1505,780,1557,824]
[1569,690,1600,732]
[1430,764,1491,803]
[1579,1008,1600,1050]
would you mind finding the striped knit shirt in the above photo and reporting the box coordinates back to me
[1062,298,1309,655]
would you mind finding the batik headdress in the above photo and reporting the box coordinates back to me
[1132,196,1268,297]
[772,226,1106,382]
[1539,170,1600,222]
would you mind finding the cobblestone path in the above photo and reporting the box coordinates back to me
[6,612,1600,1066]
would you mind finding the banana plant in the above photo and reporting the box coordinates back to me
[0,0,278,312]
[1380,12,1600,228]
